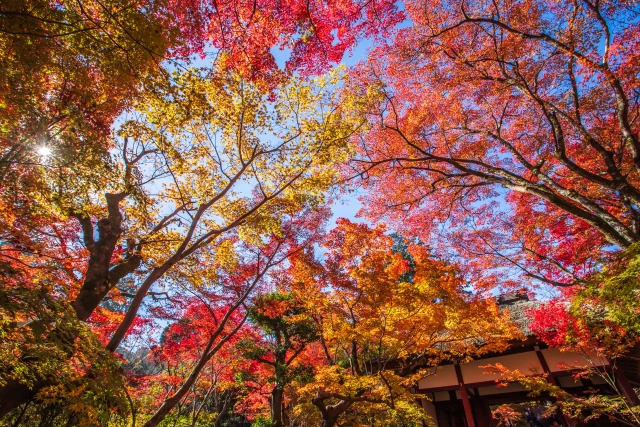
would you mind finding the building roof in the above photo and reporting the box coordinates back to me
[495,290,540,337]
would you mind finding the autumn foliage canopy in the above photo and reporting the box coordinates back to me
[0,0,639,426]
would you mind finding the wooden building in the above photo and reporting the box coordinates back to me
[415,292,640,427]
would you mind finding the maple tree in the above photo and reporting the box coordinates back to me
[289,219,519,427]
[491,403,527,427]
[239,291,319,427]
[0,264,129,426]
[131,300,254,427]
[163,0,403,81]
[0,0,402,321]
[136,206,330,427]
[0,66,355,421]
[477,255,640,427]
[0,2,184,293]
[528,285,640,409]
[4,0,640,424]
[0,2,179,419]
[344,0,640,287]
[484,363,640,426]
[1,0,400,417]
[0,202,135,424]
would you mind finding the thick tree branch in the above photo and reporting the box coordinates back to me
[71,192,134,321]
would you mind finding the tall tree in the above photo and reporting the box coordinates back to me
[345,0,640,286]
[138,206,330,427]
[0,3,180,418]
[239,291,319,427]
[0,68,357,417]
[162,0,404,82]
[292,219,519,427]
[0,0,175,185]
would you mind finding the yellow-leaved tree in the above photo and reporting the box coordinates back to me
[289,219,520,427]
[0,65,359,424]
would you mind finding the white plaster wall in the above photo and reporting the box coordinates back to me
[417,349,607,391]
[433,391,451,402]
[476,382,527,396]
[557,375,583,388]
[540,348,608,372]
[421,399,438,424]
[418,364,459,389]
[459,352,543,384]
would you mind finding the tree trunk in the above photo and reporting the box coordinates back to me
[311,390,354,427]
[320,417,339,427]
[71,192,135,321]
[0,379,39,418]
[0,194,137,416]
[270,387,285,427]
[142,310,248,427]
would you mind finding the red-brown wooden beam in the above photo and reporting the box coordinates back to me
[535,347,575,427]
[613,366,640,406]
[454,363,476,427]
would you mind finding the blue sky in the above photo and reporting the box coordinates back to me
[269,40,374,227]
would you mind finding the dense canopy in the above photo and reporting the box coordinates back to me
[0,0,639,426]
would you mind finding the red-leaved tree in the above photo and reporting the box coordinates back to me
[344,0,640,287]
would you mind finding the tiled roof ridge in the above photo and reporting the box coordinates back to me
[495,290,541,336]
[495,288,530,306]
